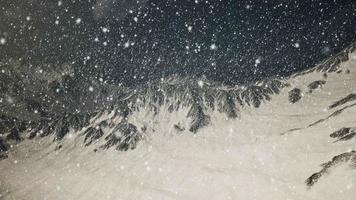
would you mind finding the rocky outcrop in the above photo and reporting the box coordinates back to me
[307,80,326,93]
[329,93,356,109]
[288,88,302,103]
[306,151,356,187]
[330,127,356,142]
[101,121,142,151]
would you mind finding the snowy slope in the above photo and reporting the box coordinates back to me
[0,44,356,200]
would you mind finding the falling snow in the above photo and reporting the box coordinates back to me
[0,1,356,199]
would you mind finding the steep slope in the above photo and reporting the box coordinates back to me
[0,43,355,200]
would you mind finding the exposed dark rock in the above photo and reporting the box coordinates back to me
[307,80,326,92]
[6,128,23,142]
[187,102,211,133]
[0,138,9,152]
[174,124,185,132]
[330,127,356,142]
[53,120,70,141]
[25,114,91,141]
[306,150,356,187]
[218,91,238,118]
[102,133,120,149]
[0,154,8,160]
[238,80,286,108]
[281,127,303,135]
[101,122,141,151]
[330,127,352,138]
[55,144,63,151]
[336,132,356,142]
[115,123,141,151]
[288,88,302,103]
[84,127,104,146]
[0,138,9,160]
[329,94,356,109]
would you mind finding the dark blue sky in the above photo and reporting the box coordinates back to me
[1,0,356,85]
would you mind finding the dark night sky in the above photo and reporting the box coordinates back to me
[1,0,356,86]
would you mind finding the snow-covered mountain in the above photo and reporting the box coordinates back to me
[0,43,356,200]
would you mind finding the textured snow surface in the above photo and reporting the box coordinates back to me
[1,52,356,200]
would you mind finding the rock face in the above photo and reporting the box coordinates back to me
[329,93,356,109]
[330,127,356,142]
[306,151,356,187]
[0,138,9,159]
[0,138,9,152]
[288,88,302,103]
[307,80,326,93]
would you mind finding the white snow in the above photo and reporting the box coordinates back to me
[210,44,217,50]
[124,41,130,48]
[0,38,6,45]
[0,52,356,200]
[102,27,109,33]
[198,80,204,87]
[255,58,261,65]
[187,26,193,32]
[75,18,82,24]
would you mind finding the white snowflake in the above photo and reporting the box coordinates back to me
[75,18,81,24]
[255,58,261,65]
[102,27,109,33]
[198,80,204,87]
[124,41,130,48]
[88,86,94,92]
[0,38,6,45]
[210,44,217,50]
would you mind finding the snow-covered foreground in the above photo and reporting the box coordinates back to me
[1,51,356,200]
